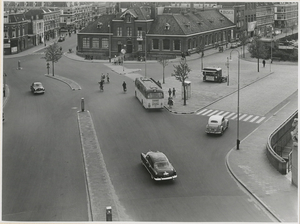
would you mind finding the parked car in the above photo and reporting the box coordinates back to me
[206,115,229,135]
[58,36,65,42]
[30,82,45,94]
[230,42,238,48]
[141,151,177,181]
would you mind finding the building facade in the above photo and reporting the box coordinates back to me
[255,3,274,37]
[274,2,298,33]
[3,13,29,54]
[77,5,235,60]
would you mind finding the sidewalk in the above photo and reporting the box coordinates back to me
[4,37,298,222]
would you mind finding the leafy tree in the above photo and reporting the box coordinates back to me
[157,58,169,84]
[247,37,268,72]
[171,60,191,106]
[44,42,63,76]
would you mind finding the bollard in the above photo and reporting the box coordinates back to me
[106,206,112,221]
[18,60,21,70]
[81,98,84,112]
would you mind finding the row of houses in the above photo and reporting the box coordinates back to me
[3,1,108,55]
[76,2,298,60]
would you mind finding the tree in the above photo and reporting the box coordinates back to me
[157,58,169,84]
[238,35,248,58]
[171,60,191,106]
[44,42,63,76]
[247,37,268,72]
[196,45,204,70]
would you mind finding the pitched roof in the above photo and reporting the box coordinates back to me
[116,6,151,20]
[8,13,27,23]
[79,14,116,33]
[148,9,234,35]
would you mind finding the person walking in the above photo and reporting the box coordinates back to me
[262,59,266,67]
[172,87,176,97]
[168,88,172,97]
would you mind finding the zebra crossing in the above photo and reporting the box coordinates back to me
[195,108,266,124]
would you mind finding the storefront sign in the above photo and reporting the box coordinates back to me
[4,43,10,48]
[11,47,18,53]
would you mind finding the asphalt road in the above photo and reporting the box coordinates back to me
[2,36,278,221]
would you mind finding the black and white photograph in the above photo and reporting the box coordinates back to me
[2,1,298,222]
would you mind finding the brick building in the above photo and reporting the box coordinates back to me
[3,13,29,55]
[77,5,235,60]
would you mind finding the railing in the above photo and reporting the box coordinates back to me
[266,111,298,174]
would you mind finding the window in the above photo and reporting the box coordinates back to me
[4,29,8,38]
[92,38,99,48]
[126,27,132,36]
[83,37,89,48]
[127,15,131,23]
[137,41,142,51]
[163,39,170,50]
[117,27,122,36]
[12,30,16,38]
[174,40,181,51]
[152,39,159,50]
[102,38,108,49]
[137,27,142,37]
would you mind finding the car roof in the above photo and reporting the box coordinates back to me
[33,82,42,85]
[209,115,223,122]
[148,151,168,162]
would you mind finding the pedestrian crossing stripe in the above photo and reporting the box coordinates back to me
[196,108,265,124]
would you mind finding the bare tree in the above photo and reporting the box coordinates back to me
[157,58,169,84]
[171,60,191,106]
[44,42,63,76]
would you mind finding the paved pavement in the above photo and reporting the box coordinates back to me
[3,34,298,222]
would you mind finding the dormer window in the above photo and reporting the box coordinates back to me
[127,15,131,23]
[165,23,170,30]
[97,22,103,29]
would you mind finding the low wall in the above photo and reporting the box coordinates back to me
[266,111,298,174]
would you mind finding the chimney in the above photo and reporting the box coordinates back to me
[150,2,157,20]
[190,2,194,11]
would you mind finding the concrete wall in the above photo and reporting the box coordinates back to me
[266,111,298,175]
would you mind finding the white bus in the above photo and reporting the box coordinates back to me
[135,77,164,109]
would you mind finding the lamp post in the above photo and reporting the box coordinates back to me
[270,36,273,72]
[108,24,111,62]
[230,49,240,150]
[142,31,147,77]
[225,57,230,86]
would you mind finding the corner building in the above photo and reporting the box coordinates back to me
[77,5,235,60]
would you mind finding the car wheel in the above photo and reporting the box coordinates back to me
[220,127,224,135]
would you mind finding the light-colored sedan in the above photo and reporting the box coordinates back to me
[30,82,45,94]
[206,115,229,135]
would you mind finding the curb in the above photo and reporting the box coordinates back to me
[225,149,282,222]
[45,74,81,90]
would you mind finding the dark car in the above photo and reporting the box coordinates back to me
[141,151,177,181]
[30,82,45,94]
[58,36,65,42]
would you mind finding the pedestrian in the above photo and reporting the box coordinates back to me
[168,96,173,108]
[168,88,172,97]
[262,59,266,67]
[172,87,176,97]
[157,80,161,88]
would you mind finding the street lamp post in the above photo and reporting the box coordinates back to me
[225,57,230,86]
[108,24,111,62]
[230,49,240,150]
[143,31,147,77]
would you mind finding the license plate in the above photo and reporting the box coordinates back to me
[152,100,159,105]
[206,76,215,81]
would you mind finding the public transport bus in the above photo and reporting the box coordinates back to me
[135,77,164,109]
[202,67,224,83]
